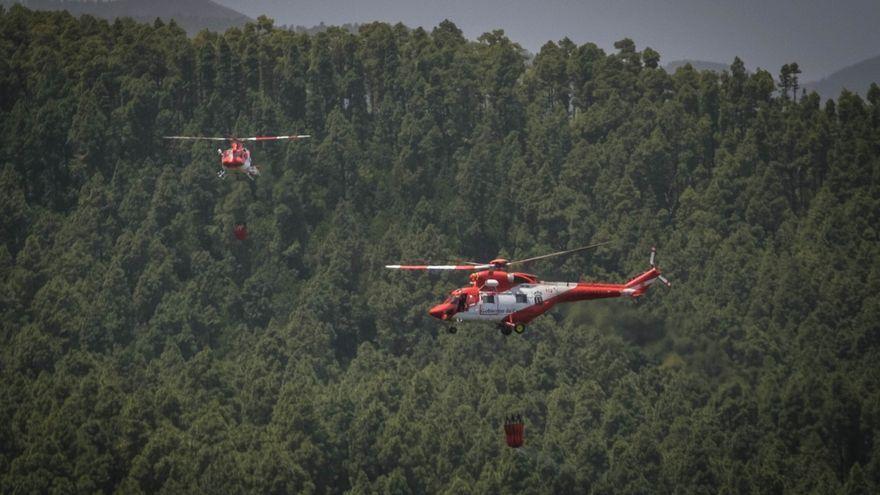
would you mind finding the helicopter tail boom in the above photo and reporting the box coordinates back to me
[621,268,662,297]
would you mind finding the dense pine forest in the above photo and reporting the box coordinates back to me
[1,5,879,493]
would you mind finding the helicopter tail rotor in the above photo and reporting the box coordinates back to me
[622,246,671,297]
[650,247,671,287]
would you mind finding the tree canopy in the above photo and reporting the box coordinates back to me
[2,6,879,493]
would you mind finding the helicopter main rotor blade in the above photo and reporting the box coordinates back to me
[163,136,230,141]
[506,240,612,267]
[239,135,311,141]
[385,264,492,271]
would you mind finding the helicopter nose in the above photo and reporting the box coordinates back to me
[429,304,452,320]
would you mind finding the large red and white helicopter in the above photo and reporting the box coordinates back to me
[386,242,670,335]
[163,134,310,179]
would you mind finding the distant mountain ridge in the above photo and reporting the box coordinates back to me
[1,0,252,34]
[803,55,880,99]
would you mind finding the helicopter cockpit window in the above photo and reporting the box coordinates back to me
[454,296,467,311]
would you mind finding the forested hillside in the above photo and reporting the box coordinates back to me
[2,5,879,493]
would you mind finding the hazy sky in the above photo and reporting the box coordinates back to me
[213,0,880,81]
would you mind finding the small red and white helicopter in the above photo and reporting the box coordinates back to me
[386,242,670,335]
[163,134,310,179]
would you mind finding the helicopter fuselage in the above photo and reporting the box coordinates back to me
[429,267,662,330]
[387,246,668,335]
[220,144,253,169]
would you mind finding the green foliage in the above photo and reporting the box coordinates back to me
[2,6,879,493]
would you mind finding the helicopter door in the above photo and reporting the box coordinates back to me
[480,292,499,315]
